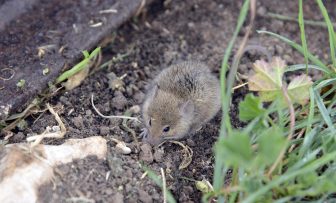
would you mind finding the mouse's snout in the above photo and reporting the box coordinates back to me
[141,128,164,146]
[143,136,163,146]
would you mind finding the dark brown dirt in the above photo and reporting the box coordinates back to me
[3,0,334,202]
[0,0,144,120]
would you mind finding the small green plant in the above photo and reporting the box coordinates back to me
[209,0,336,202]
[56,47,101,83]
[16,79,26,88]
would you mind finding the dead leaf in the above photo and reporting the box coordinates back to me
[248,57,312,105]
[168,141,193,170]
[64,67,90,90]
[288,74,313,105]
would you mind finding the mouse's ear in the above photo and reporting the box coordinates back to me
[142,83,160,112]
[152,83,160,97]
[179,100,194,117]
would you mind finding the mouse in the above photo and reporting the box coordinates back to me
[141,61,221,146]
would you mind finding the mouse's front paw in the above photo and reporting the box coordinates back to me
[140,128,149,139]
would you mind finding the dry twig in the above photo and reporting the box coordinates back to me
[27,103,66,147]
[161,168,167,203]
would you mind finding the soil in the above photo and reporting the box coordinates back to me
[3,0,334,202]
[0,0,144,120]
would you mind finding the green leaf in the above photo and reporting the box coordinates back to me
[216,132,253,168]
[258,91,282,103]
[239,94,266,121]
[257,126,287,166]
[287,75,313,105]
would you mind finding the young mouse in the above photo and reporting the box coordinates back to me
[141,61,221,145]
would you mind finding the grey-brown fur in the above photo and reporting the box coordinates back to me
[141,61,221,145]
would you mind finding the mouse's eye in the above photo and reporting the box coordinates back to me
[163,126,170,132]
[149,118,152,126]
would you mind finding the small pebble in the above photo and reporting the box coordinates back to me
[85,109,92,116]
[116,142,132,155]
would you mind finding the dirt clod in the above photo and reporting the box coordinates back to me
[139,143,154,163]
[138,189,153,203]
[111,91,128,110]
[11,132,25,143]
[111,192,124,203]
[99,126,110,135]
[153,147,164,162]
[72,116,84,129]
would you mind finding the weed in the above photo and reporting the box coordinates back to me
[56,47,101,83]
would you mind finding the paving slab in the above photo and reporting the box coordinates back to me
[0,0,144,121]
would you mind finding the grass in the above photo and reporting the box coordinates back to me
[56,47,101,83]
[214,0,251,192]
[298,0,309,71]
[208,0,336,202]
[316,0,336,68]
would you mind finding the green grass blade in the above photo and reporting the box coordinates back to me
[56,47,101,83]
[314,78,336,89]
[299,128,318,157]
[298,0,309,71]
[314,90,335,131]
[214,0,250,192]
[316,0,336,67]
[286,64,328,73]
[257,30,331,74]
[304,87,315,137]
[219,0,250,138]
